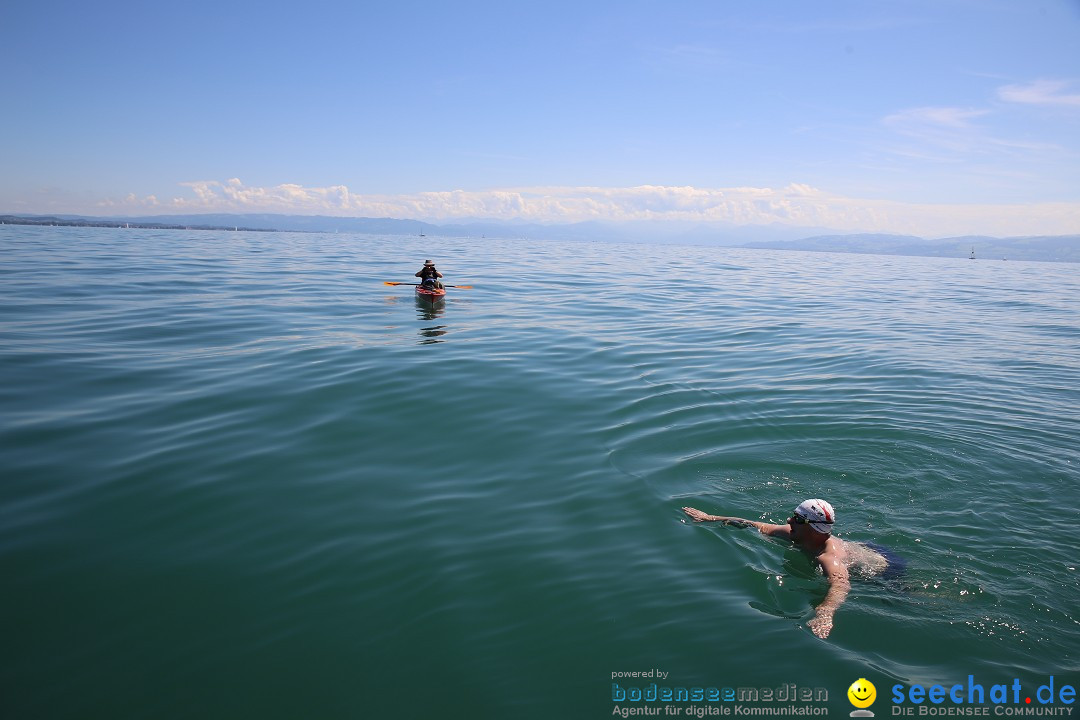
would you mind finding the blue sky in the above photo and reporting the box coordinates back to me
[3,0,1079,236]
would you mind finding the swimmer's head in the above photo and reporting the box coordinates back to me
[792,499,835,535]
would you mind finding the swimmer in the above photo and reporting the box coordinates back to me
[681,499,887,639]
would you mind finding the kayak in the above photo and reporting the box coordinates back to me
[415,284,446,302]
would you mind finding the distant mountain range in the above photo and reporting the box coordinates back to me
[3,213,1077,263]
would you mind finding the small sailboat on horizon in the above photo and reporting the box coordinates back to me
[969,246,976,260]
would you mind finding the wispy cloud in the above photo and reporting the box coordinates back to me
[881,102,1061,158]
[884,107,989,130]
[111,178,1080,237]
[881,106,994,155]
[998,79,1080,107]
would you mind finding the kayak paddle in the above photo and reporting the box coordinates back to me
[384,281,473,289]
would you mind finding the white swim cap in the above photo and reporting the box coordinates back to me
[793,499,835,534]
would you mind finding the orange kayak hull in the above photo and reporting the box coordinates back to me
[415,285,446,301]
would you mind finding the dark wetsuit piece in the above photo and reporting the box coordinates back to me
[865,542,907,581]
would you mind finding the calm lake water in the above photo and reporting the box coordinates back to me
[2,225,1078,719]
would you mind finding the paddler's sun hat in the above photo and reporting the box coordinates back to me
[793,499,835,535]
[423,259,435,266]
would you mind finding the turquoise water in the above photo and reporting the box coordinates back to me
[2,225,1078,718]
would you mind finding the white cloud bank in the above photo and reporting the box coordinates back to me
[109,178,1080,238]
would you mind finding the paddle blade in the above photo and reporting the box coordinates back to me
[449,285,472,289]
[383,281,404,286]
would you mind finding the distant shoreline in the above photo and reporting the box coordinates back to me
[0,215,273,233]
[3,213,1076,264]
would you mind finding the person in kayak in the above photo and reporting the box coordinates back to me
[681,499,889,639]
[415,259,444,290]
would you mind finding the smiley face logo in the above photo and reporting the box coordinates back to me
[847,678,876,709]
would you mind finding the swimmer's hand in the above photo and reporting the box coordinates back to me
[681,507,717,523]
[808,612,834,639]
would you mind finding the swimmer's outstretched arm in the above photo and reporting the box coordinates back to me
[681,507,788,536]
[681,506,756,527]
